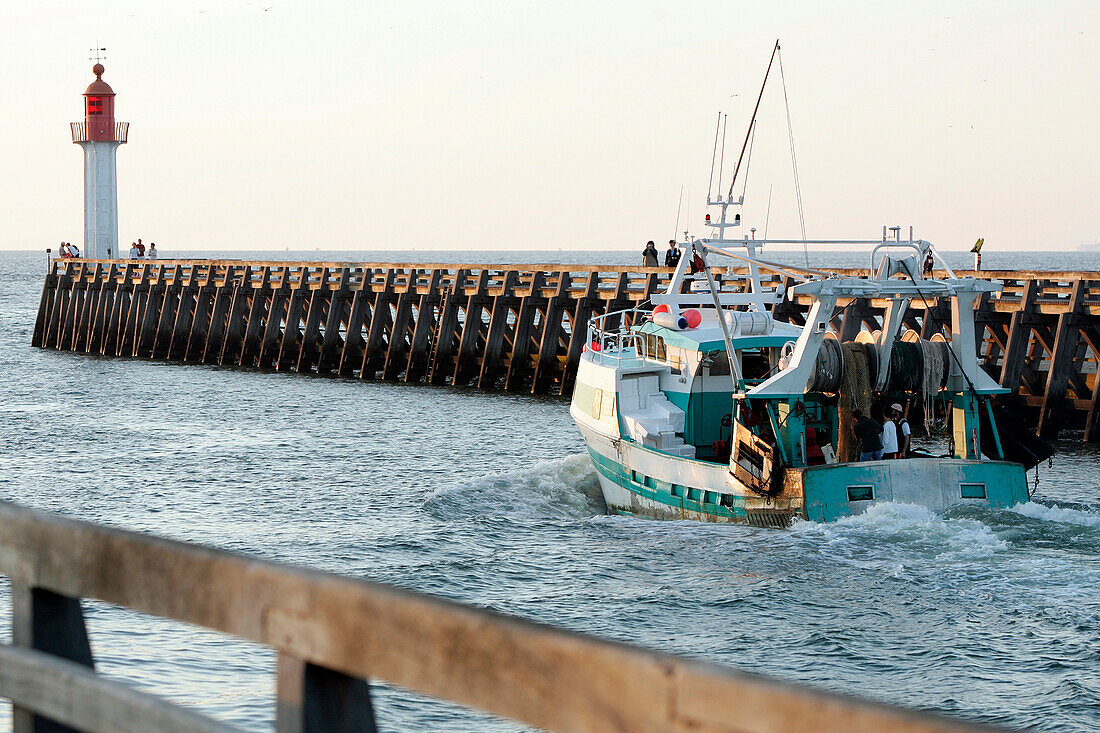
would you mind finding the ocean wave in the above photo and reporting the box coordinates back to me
[1009,501,1100,528]
[422,453,604,521]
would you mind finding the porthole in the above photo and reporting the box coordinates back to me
[846,485,874,502]
[960,483,987,499]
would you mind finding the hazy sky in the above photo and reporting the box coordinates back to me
[4,1,1097,252]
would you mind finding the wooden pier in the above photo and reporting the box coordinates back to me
[31,258,1100,440]
[0,500,1011,732]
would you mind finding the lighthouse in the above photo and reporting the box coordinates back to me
[71,63,128,259]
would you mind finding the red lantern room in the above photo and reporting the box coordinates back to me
[83,63,116,142]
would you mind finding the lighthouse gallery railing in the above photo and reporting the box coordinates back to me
[70,121,129,144]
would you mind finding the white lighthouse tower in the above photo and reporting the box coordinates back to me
[71,63,128,259]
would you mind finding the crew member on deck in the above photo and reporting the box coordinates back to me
[891,403,910,458]
[851,409,883,461]
[882,410,898,459]
[665,240,681,268]
[642,241,659,266]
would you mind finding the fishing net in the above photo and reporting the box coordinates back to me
[837,342,872,463]
[921,339,945,398]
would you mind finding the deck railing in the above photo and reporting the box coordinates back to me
[0,501,1009,733]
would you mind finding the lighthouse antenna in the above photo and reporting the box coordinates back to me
[89,46,107,64]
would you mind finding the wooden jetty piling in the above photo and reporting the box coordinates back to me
[32,259,1100,441]
[0,500,1011,733]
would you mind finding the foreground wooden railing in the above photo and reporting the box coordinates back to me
[0,502,1008,733]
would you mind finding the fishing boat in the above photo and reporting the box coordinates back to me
[571,45,1050,526]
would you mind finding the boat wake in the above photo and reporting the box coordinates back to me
[1008,500,1100,528]
[423,453,605,521]
[790,501,1010,562]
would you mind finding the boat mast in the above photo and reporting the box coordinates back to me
[727,39,780,203]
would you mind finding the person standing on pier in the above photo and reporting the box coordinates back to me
[148,242,158,259]
[129,241,141,259]
[642,241,659,266]
[664,240,681,268]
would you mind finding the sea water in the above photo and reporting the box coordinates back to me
[0,249,1097,732]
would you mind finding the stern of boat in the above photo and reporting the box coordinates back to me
[789,458,1028,522]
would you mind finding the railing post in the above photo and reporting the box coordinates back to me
[276,653,377,733]
[11,584,95,733]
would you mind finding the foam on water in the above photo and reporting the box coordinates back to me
[1009,501,1100,528]
[423,453,604,521]
[792,501,1009,561]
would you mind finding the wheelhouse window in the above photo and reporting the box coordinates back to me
[642,333,666,362]
[572,381,616,426]
[703,351,732,376]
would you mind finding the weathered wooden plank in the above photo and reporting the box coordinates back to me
[184,286,217,363]
[0,646,242,733]
[202,269,238,364]
[275,653,377,733]
[999,279,1039,391]
[0,502,1005,733]
[31,273,57,348]
[167,286,197,361]
[316,270,351,374]
[1038,280,1086,437]
[404,273,442,383]
[134,280,164,358]
[361,290,395,380]
[257,286,290,369]
[427,273,467,385]
[504,292,543,392]
[477,271,519,389]
[218,283,250,366]
[237,272,273,366]
[296,269,331,373]
[337,289,368,376]
[11,585,94,733]
[382,291,416,380]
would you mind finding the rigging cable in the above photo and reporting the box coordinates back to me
[740,120,758,203]
[673,184,684,242]
[707,114,721,201]
[777,47,809,269]
[762,184,774,242]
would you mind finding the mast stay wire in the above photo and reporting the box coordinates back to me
[763,184,774,242]
[777,47,809,270]
[740,119,758,203]
[706,113,721,201]
[673,185,685,243]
